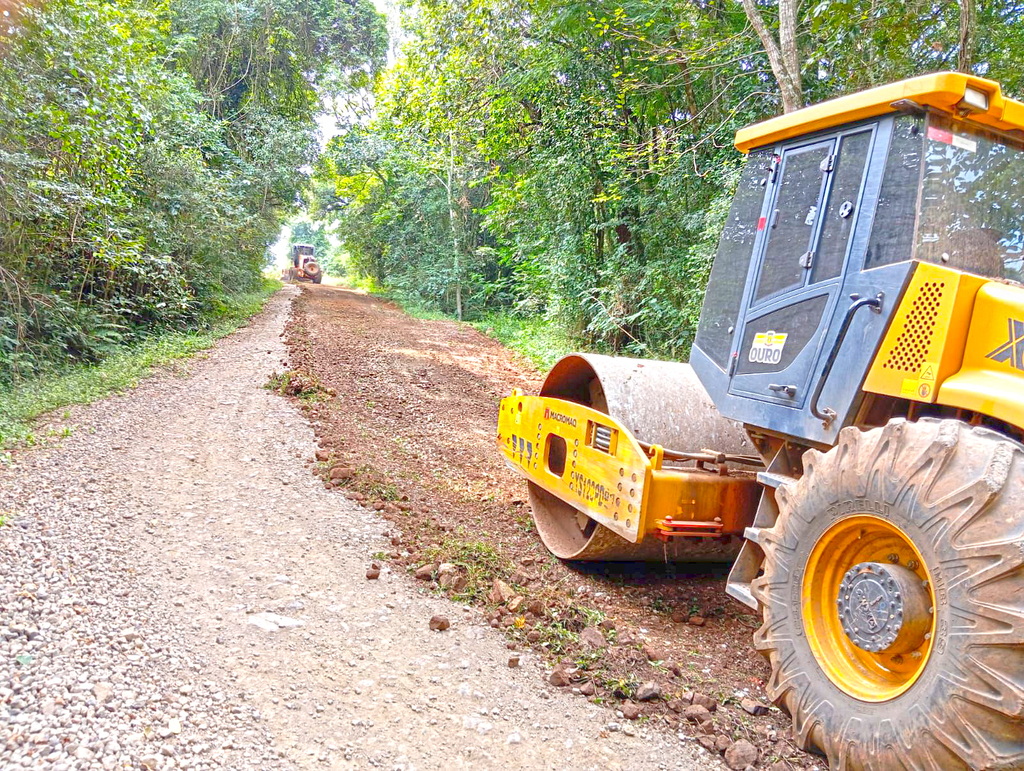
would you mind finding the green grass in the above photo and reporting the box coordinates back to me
[420,534,514,602]
[0,280,281,448]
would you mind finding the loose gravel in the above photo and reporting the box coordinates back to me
[0,287,718,770]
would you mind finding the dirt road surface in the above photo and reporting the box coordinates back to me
[0,286,714,771]
[284,286,803,769]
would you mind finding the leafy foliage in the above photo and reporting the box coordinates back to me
[315,0,1022,360]
[0,0,387,384]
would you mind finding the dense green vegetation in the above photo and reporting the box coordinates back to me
[0,0,387,385]
[315,0,1019,360]
[5,0,1019,389]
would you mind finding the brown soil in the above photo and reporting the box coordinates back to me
[282,284,818,770]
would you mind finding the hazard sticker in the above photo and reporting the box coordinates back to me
[748,331,788,365]
[927,125,977,153]
[900,361,938,402]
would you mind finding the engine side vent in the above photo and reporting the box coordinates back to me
[882,280,945,374]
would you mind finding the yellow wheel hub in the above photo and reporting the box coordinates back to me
[802,515,936,702]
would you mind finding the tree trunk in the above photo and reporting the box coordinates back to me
[740,0,803,113]
[958,0,976,73]
[447,131,462,321]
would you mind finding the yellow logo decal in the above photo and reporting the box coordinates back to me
[748,331,789,365]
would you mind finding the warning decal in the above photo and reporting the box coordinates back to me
[899,361,938,402]
[927,125,978,153]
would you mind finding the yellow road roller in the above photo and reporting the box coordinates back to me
[497,72,1024,769]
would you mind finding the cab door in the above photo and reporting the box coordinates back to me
[728,127,874,407]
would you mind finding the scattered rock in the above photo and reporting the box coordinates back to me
[741,697,770,716]
[688,615,706,626]
[438,564,462,589]
[508,655,520,668]
[724,740,759,770]
[248,611,305,631]
[366,566,380,580]
[92,681,113,704]
[692,692,718,712]
[635,681,661,702]
[642,644,666,662]
[683,704,713,724]
[510,571,535,586]
[526,599,546,616]
[315,449,330,461]
[414,564,435,580]
[668,697,691,712]
[670,609,688,623]
[328,465,355,480]
[715,735,732,753]
[548,664,572,687]
[428,615,450,631]
[526,630,541,643]
[698,735,718,753]
[488,579,514,604]
[579,626,606,649]
[507,595,524,613]
[579,681,596,697]
[620,700,641,720]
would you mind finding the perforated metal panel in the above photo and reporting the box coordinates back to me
[864,263,987,404]
[881,280,945,373]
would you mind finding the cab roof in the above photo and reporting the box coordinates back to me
[734,72,1024,153]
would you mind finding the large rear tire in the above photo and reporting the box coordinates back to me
[754,419,1024,769]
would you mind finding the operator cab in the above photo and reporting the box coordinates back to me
[292,243,315,268]
[691,73,1024,446]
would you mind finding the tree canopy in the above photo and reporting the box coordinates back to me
[0,0,387,384]
[315,0,1019,359]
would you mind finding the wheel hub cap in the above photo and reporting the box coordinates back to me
[837,562,931,654]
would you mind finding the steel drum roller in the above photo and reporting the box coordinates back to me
[528,353,755,562]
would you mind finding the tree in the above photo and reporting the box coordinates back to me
[740,0,803,112]
[0,0,387,383]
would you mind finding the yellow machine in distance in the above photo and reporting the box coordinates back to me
[497,72,1024,770]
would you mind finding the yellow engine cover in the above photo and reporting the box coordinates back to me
[865,262,1024,430]
[863,263,986,403]
[938,281,1024,427]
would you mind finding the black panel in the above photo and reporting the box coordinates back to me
[736,295,829,375]
[694,149,773,369]
[812,130,871,282]
[754,143,830,302]
[864,116,923,269]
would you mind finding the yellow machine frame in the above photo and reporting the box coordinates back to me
[863,262,1024,429]
[497,393,760,545]
[734,72,1024,152]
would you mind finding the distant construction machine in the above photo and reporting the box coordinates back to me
[284,243,323,284]
[497,73,1024,769]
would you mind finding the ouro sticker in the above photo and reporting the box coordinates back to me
[748,331,788,364]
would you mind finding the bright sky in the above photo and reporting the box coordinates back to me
[270,0,401,270]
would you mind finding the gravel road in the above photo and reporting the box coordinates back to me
[0,287,716,771]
